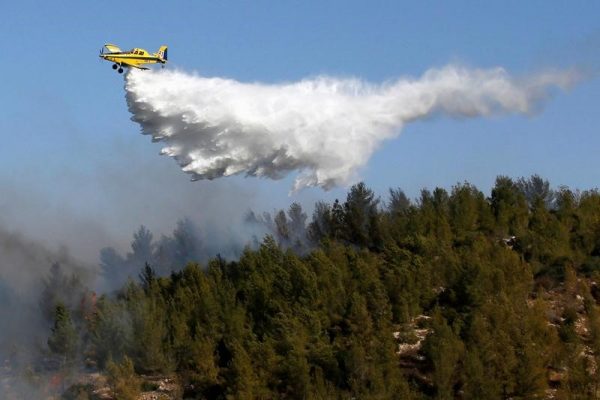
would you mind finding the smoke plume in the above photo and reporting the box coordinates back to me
[125,65,579,191]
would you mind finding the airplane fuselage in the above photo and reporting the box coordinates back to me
[100,44,168,73]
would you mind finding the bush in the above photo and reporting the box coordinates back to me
[106,356,141,400]
[61,383,95,400]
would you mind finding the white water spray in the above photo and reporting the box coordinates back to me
[125,65,578,191]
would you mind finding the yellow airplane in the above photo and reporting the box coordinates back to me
[99,43,168,73]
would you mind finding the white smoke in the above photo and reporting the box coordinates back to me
[125,65,579,191]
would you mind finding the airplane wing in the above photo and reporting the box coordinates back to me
[104,43,122,53]
[119,60,149,70]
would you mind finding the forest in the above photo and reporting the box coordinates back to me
[12,175,600,399]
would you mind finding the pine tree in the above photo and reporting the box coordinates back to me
[490,175,529,235]
[423,309,464,400]
[388,187,411,215]
[274,209,290,245]
[288,202,308,251]
[343,182,381,249]
[48,303,78,365]
[129,225,155,269]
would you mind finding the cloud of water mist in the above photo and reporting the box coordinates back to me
[125,65,580,191]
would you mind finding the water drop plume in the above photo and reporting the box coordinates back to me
[125,65,579,191]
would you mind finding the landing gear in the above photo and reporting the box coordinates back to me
[112,64,118,70]
[118,67,124,74]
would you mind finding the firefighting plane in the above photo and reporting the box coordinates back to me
[99,43,168,73]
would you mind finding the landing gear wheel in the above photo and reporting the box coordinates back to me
[118,68,124,74]
[112,64,118,70]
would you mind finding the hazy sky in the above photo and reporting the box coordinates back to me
[0,1,598,260]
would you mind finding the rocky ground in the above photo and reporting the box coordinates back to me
[0,368,180,400]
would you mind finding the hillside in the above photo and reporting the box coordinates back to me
[5,175,600,399]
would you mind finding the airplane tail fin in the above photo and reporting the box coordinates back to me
[157,45,168,62]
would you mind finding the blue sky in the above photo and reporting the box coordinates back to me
[0,1,599,257]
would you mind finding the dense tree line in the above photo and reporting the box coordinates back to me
[42,175,600,399]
